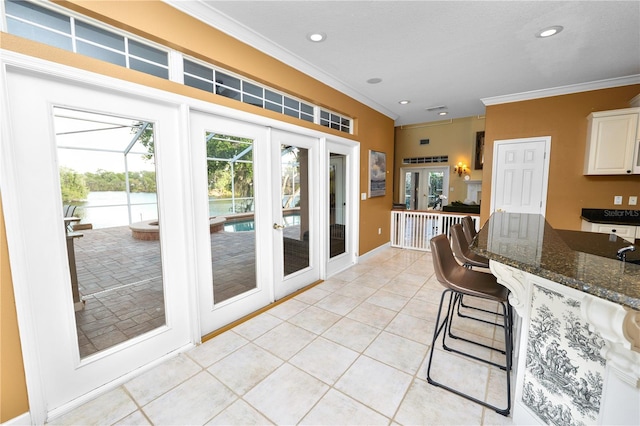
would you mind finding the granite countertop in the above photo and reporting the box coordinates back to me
[471,212,640,310]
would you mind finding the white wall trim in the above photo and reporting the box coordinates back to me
[482,75,640,106]
[357,241,391,261]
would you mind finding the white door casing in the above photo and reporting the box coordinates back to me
[326,138,359,276]
[1,67,193,420]
[490,137,551,215]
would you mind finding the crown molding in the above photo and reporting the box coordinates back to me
[482,75,640,106]
[162,0,397,120]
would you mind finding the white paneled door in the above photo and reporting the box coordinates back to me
[491,137,551,215]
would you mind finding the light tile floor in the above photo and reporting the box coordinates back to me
[50,247,515,425]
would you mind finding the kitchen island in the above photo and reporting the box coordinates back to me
[471,212,639,425]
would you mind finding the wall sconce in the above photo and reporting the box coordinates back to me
[453,162,468,177]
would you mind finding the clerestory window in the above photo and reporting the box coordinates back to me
[4,0,353,134]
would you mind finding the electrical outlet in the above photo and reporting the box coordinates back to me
[361,193,367,201]
[614,195,623,205]
[630,196,638,206]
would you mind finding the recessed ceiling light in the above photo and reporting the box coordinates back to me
[398,100,410,105]
[367,77,383,84]
[438,111,448,116]
[307,32,326,42]
[536,26,563,38]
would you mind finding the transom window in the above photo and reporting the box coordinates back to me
[184,59,315,124]
[5,0,169,79]
[4,0,354,134]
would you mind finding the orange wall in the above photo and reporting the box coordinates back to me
[0,198,29,422]
[0,2,394,419]
[394,116,486,204]
[481,85,640,229]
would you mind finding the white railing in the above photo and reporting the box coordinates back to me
[391,211,480,251]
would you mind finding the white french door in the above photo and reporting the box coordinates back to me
[190,115,322,333]
[271,129,321,299]
[491,137,551,215]
[401,167,449,210]
[189,111,273,334]
[1,67,192,420]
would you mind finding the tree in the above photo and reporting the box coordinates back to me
[59,167,89,202]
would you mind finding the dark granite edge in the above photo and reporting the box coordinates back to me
[476,249,640,311]
[580,216,640,226]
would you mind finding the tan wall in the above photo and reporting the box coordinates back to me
[0,198,29,422]
[0,0,394,419]
[394,116,486,205]
[481,85,640,229]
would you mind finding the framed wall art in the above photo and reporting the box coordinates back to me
[369,150,386,197]
[474,131,485,170]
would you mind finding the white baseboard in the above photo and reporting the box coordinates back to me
[357,242,391,262]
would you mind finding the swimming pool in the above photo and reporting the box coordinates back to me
[224,213,300,232]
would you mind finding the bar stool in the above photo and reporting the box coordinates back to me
[461,215,478,244]
[450,224,489,269]
[427,234,512,416]
[450,223,502,325]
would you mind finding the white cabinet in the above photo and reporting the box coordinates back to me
[581,220,638,243]
[584,108,640,175]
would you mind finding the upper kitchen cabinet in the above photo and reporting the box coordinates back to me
[584,108,640,175]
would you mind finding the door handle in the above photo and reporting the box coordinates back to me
[273,223,285,230]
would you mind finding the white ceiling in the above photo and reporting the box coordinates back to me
[167,1,640,126]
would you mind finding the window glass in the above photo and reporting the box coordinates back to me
[284,108,299,118]
[184,75,214,92]
[243,94,263,108]
[265,90,282,104]
[265,101,282,113]
[6,0,70,33]
[217,87,241,101]
[184,59,213,80]
[77,41,126,66]
[215,72,241,90]
[6,18,72,50]
[76,21,124,51]
[130,58,169,79]
[301,103,314,115]
[129,40,168,65]
[300,113,314,123]
[243,81,263,98]
[284,97,299,110]
[54,107,165,358]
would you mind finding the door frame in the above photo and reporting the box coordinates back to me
[1,50,361,423]
[490,136,551,216]
[325,139,359,276]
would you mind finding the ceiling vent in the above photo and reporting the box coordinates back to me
[425,105,447,112]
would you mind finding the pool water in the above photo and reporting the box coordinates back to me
[224,214,300,232]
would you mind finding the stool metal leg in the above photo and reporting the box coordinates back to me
[426,289,512,416]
